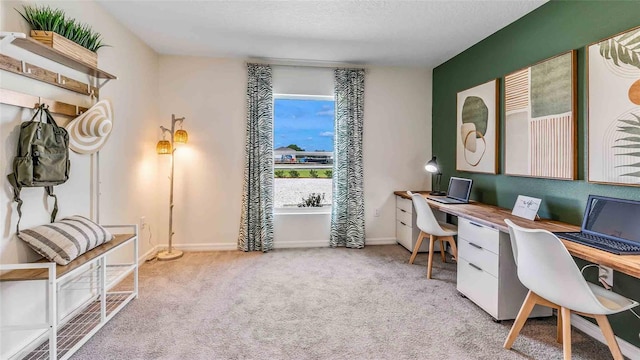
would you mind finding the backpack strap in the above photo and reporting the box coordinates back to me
[45,186,58,223]
[7,173,23,233]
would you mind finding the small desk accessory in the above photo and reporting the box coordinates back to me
[512,195,541,221]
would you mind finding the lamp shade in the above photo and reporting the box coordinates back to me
[425,156,439,173]
[156,140,172,155]
[174,129,188,144]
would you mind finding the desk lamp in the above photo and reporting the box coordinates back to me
[425,156,446,196]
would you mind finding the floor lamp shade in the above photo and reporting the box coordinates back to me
[174,129,188,144]
[156,140,172,155]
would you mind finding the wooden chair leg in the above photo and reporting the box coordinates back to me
[504,290,538,349]
[409,232,425,264]
[427,235,435,279]
[561,307,572,360]
[439,239,446,262]
[557,311,563,344]
[447,236,458,262]
[594,315,624,360]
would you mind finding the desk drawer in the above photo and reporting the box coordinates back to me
[458,239,498,277]
[458,218,499,254]
[396,207,412,225]
[396,221,412,250]
[457,257,498,317]
[396,196,413,214]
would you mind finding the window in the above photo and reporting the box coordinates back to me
[273,94,334,209]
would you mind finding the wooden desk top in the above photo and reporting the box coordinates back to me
[394,191,640,279]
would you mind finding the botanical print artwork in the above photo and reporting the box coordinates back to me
[456,79,498,174]
[504,51,576,180]
[589,26,640,186]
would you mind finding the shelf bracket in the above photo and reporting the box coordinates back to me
[97,78,111,89]
[0,32,26,51]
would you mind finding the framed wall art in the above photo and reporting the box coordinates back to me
[504,50,577,180]
[456,79,498,174]
[588,25,640,186]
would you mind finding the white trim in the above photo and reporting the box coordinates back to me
[138,246,157,265]
[274,209,332,215]
[274,93,334,101]
[273,240,329,249]
[571,314,640,359]
[171,243,238,251]
[365,237,398,246]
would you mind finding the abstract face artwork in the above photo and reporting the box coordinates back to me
[456,79,498,174]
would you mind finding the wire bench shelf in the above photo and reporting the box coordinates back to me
[0,225,138,360]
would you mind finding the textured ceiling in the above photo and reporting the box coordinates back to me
[97,0,547,67]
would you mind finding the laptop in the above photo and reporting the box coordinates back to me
[554,195,640,255]
[427,177,473,204]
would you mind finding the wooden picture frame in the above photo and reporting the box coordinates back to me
[456,79,499,174]
[587,25,640,186]
[504,50,577,180]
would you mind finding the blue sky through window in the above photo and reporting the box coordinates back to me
[274,98,334,151]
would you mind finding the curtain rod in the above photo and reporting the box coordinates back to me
[246,57,368,70]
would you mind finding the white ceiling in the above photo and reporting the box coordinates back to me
[97,0,547,67]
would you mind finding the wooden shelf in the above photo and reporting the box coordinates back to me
[12,37,116,79]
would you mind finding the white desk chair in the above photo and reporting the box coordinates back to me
[407,191,458,279]
[504,219,638,360]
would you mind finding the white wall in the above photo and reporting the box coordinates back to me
[363,66,432,242]
[158,58,432,249]
[0,1,159,357]
[157,56,247,250]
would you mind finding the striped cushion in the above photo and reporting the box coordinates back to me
[18,215,114,265]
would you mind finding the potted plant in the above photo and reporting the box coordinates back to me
[298,193,326,208]
[16,5,107,68]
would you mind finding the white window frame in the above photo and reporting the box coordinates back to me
[273,94,335,213]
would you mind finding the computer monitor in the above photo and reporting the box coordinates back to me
[582,195,640,244]
[447,177,473,202]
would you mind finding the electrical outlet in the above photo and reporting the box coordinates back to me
[374,208,380,217]
[140,216,146,230]
[598,265,613,288]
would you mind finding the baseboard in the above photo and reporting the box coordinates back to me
[147,238,398,253]
[365,237,397,245]
[172,243,238,251]
[571,313,640,358]
[138,246,158,264]
[273,240,329,248]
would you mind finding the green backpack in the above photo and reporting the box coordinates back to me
[7,104,71,232]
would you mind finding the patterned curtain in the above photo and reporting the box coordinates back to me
[238,64,274,252]
[330,69,365,248]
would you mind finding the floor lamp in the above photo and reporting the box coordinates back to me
[156,114,188,261]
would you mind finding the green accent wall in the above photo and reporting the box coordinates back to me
[433,0,640,347]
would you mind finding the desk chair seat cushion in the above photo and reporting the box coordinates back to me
[589,282,638,314]
[437,221,457,236]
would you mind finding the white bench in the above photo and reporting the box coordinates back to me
[0,225,139,360]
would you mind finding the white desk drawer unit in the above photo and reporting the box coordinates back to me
[457,218,552,321]
[395,195,440,253]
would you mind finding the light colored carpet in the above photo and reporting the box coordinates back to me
[72,245,615,360]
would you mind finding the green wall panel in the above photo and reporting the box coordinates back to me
[432,0,640,347]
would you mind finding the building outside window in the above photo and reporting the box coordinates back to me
[273,95,334,209]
